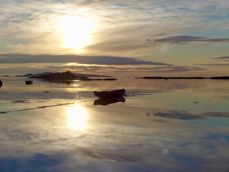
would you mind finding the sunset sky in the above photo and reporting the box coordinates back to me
[0,0,229,74]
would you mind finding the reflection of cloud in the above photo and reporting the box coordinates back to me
[148,110,229,120]
[152,110,202,120]
[0,153,66,171]
[217,95,229,100]
[153,35,229,44]
[204,133,229,141]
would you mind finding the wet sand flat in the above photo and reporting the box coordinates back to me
[0,77,229,171]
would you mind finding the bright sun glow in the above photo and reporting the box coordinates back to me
[57,16,96,51]
[66,102,88,130]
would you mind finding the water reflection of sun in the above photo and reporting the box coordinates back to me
[66,102,88,130]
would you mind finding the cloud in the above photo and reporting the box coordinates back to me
[153,35,229,44]
[197,56,229,67]
[147,65,205,73]
[0,54,169,65]
[1,0,229,61]
[0,54,206,75]
[58,65,205,73]
[198,63,229,67]
[213,56,229,61]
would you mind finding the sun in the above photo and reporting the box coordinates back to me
[57,16,96,51]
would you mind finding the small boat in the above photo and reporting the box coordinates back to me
[93,89,125,98]
[0,80,2,87]
[25,80,33,85]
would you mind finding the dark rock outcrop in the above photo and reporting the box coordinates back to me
[28,71,117,82]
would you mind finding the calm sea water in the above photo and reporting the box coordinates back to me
[0,72,229,171]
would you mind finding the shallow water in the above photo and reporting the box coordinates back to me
[0,76,229,172]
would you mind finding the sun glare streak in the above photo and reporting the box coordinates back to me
[66,102,88,130]
[57,16,96,52]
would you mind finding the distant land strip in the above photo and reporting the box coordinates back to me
[136,76,229,80]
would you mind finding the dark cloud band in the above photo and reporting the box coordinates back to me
[152,35,229,44]
[0,54,168,65]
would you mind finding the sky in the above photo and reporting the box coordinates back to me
[0,0,229,75]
